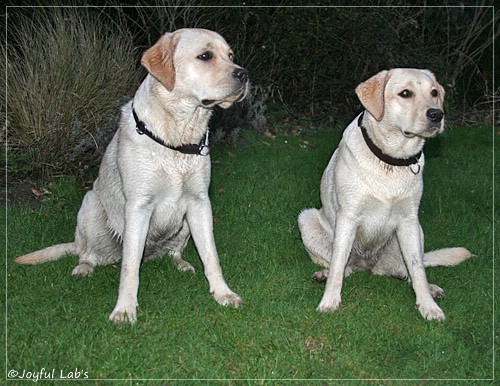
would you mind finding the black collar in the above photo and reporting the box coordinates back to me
[132,106,210,156]
[358,111,421,167]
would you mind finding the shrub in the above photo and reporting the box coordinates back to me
[3,7,139,178]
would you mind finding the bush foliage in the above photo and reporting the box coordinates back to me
[3,2,497,179]
[3,6,139,178]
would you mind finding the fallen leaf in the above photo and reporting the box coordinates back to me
[263,130,277,140]
[301,140,316,149]
[31,187,44,197]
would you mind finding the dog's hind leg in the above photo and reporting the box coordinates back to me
[298,208,333,268]
[371,235,448,300]
[170,220,196,274]
[298,208,336,282]
[371,236,410,279]
[71,191,122,277]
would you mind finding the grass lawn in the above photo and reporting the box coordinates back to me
[3,124,496,383]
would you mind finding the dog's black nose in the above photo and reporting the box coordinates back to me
[233,68,249,83]
[426,108,444,123]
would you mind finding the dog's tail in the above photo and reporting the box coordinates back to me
[15,243,77,265]
[423,247,472,267]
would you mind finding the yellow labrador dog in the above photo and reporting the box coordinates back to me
[298,69,471,321]
[16,28,248,323]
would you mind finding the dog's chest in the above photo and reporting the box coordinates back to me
[147,156,209,232]
[353,195,414,256]
[143,183,193,256]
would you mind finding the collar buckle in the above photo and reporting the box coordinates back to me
[198,144,210,156]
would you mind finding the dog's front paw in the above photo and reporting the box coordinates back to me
[212,290,242,308]
[417,301,445,321]
[109,303,138,324]
[316,296,341,313]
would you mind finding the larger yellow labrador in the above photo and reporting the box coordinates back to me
[299,68,471,321]
[16,28,248,323]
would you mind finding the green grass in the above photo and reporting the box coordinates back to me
[4,125,496,383]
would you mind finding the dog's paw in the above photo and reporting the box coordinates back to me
[417,302,445,321]
[109,304,138,324]
[316,297,341,313]
[312,269,329,283]
[71,262,94,277]
[212,290,242,308]
[175,260,196,274]
[429,283,445,299]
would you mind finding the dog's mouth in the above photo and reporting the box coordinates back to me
[201,84,248,109]
[403,126,443,139]
[201,99,216,107]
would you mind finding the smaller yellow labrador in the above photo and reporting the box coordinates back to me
[299,68,471,321]
[16,28,248,323]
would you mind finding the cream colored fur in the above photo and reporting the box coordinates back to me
[16,29,248,324]
[298,68,471,321]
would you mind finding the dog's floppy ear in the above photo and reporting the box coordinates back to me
[355,70,390,121]
[141,32,180,91]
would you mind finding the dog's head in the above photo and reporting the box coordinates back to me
[141,28,248,109]
[355,68,445,138]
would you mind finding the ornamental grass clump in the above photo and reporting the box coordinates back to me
[4,7,139,178]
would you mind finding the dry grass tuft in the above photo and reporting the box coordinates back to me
[4,7,140,178]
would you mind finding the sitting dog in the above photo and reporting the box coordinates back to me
[16,28,248,323]
[298,68,471,321]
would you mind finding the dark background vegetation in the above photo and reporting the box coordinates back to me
[2,1,498,179]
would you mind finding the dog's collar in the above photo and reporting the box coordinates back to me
[358,111,422,167]
[132,105,210,156]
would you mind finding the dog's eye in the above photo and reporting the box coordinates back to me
[431,89,438,97]
[228,52,234,61]
[399,89,413,98]
[197,51,213,61]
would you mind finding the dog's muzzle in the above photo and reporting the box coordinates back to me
[201,67,249,108]
[403,108,445,138]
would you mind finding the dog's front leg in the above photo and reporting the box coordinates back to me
[186,197,242,308]
[317,214,357,313]
[397,220,445,321]
[109,202,153,324]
